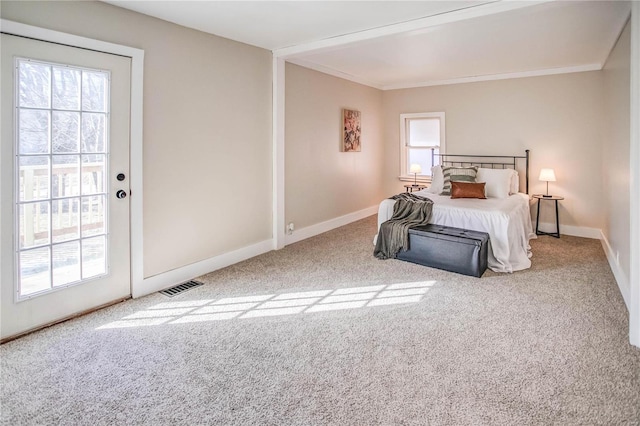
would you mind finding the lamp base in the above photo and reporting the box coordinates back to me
[542,194,552,198]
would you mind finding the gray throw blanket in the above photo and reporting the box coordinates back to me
[374,193,434,260]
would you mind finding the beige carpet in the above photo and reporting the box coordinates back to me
[1,215,639,425]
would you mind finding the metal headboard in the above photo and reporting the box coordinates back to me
[431,149,530,194]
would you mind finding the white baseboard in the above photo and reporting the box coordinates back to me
[134,205,379,298]
[534,221,601,239]
[285,205,378,246]
[600,231,630,309]
[132,239,274,298]
[530,222,630,310]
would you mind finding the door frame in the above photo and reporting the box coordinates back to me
[1,19,145,297]
[629,2,640,348]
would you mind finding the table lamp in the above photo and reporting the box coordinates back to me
[539,168,556,197]
[410,164,422,186]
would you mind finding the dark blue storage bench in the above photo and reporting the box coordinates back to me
[396,224,490,278]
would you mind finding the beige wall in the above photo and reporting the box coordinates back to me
[382,72,605,229]
[1,1,273,278]
[285,63,385,230]
[603,20,631,283]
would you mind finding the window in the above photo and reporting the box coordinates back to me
[399,112,445,181]
[15,58,110,298]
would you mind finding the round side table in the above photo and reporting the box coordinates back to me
[533,194,564,238]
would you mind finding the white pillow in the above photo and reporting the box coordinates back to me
[428,165,444,194]
[476,168,513,199]
[510,171,519,194]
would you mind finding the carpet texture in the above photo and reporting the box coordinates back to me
[1,215,639,425]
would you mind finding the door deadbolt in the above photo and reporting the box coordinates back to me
[116,190,127,199]
[117,173,126,181]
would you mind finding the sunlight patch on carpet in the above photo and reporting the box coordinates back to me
[306,300,368,312]
[96,281,436,330]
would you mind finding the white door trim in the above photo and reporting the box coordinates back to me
[272,57,285,250]
[629,3,640,348]
[1,19,145,297]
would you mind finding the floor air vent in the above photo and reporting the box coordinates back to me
[160,280,204,297]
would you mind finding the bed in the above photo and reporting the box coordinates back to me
[375,150,536,273]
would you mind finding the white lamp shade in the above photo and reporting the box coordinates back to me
[539,168,556,182]
[409,164,422,174]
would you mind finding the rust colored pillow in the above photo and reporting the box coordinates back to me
[450,181,486,199]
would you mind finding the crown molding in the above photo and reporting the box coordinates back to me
[381,64,603,91]
[286,58,384,90]
[601,8,632,68]
[287,60,603,92]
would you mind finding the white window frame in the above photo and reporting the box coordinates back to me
[399,112,445,183]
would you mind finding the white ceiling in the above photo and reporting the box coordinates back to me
[105,1,631,90]
[106,1,491,50]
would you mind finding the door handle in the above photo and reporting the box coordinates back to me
[116,190,127,199]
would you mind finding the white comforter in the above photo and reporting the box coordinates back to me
[376,190,536,273]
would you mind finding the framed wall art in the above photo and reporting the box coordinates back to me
[342,109,361,152]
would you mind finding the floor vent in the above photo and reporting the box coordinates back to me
[159,280,204,297]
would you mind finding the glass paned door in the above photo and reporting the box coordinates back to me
[1,33,131,340]
[15,58,110,299]
[16,59,110,298]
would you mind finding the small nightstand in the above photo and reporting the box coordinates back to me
[533,194,564,238]
[404,184,427,193]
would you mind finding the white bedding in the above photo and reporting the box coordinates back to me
[376,190,536,273]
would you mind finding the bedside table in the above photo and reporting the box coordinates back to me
[533,195,564,238]
[404,184,427,193]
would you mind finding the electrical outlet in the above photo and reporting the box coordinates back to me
[287,222,294,235]
[616,250,620,266]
